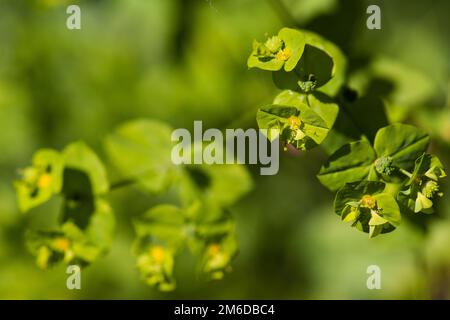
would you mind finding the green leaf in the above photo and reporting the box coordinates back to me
[14,149,64,213]
[278,28,306,72]
[373,193,401,227]
[338,96,389,143]
[319,124,432,191]
[348,56,437,122]
[318,140,377,191]
[84,199,115,252]
[247,51,284,71]
[104,119,178,194]
[374,124,430,170]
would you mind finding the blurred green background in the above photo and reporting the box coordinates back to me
[0,0,449,299]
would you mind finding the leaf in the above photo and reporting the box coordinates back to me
[348,56,438,122]
[104,119,178,194]
[374,124,430,170]
[373,193,401,227]
[278,28,306,72]
[247,53,284,71]
[84,199,115,252]
[318,140,377,191]
[338,96,389,143]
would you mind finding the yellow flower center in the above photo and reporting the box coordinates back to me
[276,47,291,61]
[361,195,377,209]
[287,116,301,129]
[53,238,70,251]
[207,244,221,257]
[37,173,52,189]
[150,246,166,264]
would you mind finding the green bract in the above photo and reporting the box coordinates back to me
[105,119,178,194]
[274,90,339,129]
[398,154,446,214]
[15,149,63,213]
[27,200,114,269]
[334,181,401,238]
[318,124,430,191]
[247,28,305,72]
[257,103,330,151]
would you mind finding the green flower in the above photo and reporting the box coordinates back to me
[27,221,105,269]
[256,103,330,151]
[399,153,446,214]
[298,74,317,93]
[14,149,64,213]
[335,181,401,238]
[200,236,237,281]
[248,28,306,72]
[264,36,283,54]
[136,243,176,292]
[374,155,395,176]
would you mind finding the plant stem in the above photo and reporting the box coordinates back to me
[109,178,137,191]
[305,94,310,107]
[399,168,413,178]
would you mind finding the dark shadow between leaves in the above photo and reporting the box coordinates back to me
[61,168,95,230]
[186,166,211,191]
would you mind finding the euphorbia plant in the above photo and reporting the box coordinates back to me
[248,27,446,238]
[13,26,447,292]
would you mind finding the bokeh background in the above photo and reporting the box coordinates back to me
[0,0,449,299]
